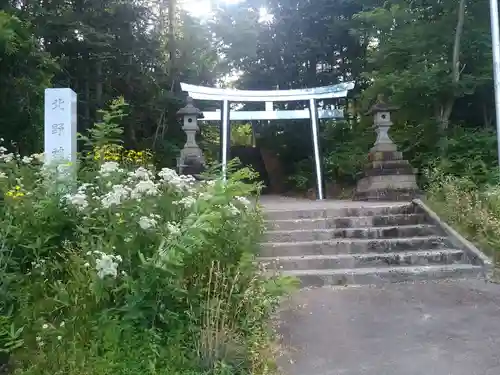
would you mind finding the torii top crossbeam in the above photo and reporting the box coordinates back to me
[181,82,354,102]
[180,81,355,121]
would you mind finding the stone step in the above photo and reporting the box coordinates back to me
[265,213,429,231]
[281,264,483,287]
[259,249,466,271]
[260,236,451,257]
[264,224,440,242]
[265,204,421,221]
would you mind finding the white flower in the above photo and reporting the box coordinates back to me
[158,168,196,189]
[129,167,152,180]
[57,336,62,341]
[175,196,196,208]
[0,146,7,153]
[174,174,196,189]
[21,156,33,164]
[227,203,240,216]
[235,196,251,206]
[0,153,14,162]
[42,324,48,329]
[95,253,121,279]
[99,161,122,177]
[0,172,6,179]
[55,163,74,180]
[79,183,91,190]
[101,184,130,208]
[138,215,157,230]
[166,222,181,235]
[31,153,45,163]
[131,180,158,199]
[199,192,212,201]
[59,321,65,327]
[64,192,88,210]
[84,262,90,268]
[35,336,41,342]
[158,168,178,181]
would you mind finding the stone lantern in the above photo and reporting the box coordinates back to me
[369,96,399,153]
[354,95,419,201]
[176,96,205,176]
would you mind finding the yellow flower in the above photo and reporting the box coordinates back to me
[15,185,20,190]
[5,189,24,199]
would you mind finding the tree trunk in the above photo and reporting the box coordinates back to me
[84,64,91,129]
[483,103,493,127]
[96,59,103,109]
[438,0,466,153]
[167,0,177,91]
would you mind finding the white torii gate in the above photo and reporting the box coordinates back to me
[180,81,355,200]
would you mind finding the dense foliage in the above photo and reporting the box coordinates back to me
[209,0,498,191]
[1,0,221,163]
[2,0,499,189]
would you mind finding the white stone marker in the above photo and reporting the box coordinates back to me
[44,88,77,166]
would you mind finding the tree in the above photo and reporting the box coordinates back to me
[354,0,491,127]
[0,10,56,153]
[211,0,366,91]
[0,0,223,162]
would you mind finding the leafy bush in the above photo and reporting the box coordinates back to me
[0,100,293,375]
[425,165,500,268]
[283,117,498,194]
[286,120,373,192]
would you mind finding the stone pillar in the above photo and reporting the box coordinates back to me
[354,96,419,201]
[176,96,205,176]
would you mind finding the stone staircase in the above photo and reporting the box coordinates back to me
[259,201,484,286]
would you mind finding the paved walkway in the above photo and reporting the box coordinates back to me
[276,280,500,375]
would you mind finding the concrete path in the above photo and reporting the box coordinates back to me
[277,280,500,375]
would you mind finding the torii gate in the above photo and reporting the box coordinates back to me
[180,81,355,200]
